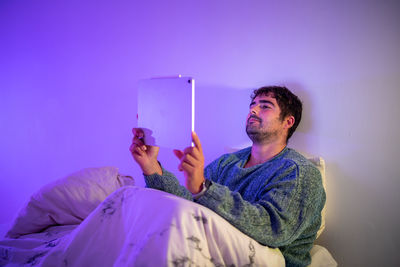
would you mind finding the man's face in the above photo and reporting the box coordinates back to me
[246,94,287,144]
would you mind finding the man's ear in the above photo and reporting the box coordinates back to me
[284,115,295,130]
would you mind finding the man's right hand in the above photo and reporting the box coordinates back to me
[129,128,162,175]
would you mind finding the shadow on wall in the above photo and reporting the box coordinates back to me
[282,82,318,153]
[284,81,314,133]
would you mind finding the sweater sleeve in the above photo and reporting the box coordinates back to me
[144,165,193,200]
[197,158,325,248]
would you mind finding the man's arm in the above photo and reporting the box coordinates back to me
[143,165,193,200]
[196,158,325,248]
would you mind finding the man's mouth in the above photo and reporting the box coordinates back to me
[248,116,261,123]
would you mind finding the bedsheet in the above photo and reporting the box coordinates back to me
[0,186,284,266]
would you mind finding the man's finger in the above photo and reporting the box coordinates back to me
[135,145,146,155]
[130,143,140,154]
[182,153,196,168]
[191,131,203,153]
[133,134,144,142]
[132,128,147,150]
[132,128,144,137]
[181,161,194,173]
[173,149,184,160]
[132,138,146,150]
[183,146,194,155]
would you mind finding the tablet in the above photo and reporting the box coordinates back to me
[137,76,195,149]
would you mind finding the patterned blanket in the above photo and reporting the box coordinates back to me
[1,185,284,266]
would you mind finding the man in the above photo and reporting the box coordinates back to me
[130,86,325,267]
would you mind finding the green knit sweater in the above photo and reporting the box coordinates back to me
[144,147,326,267]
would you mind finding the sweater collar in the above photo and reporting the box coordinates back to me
[241,146,288,168]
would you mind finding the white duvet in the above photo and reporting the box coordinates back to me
[0,167,284,266]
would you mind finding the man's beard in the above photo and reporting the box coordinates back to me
[246,116,279,144]
[246,125,271,144]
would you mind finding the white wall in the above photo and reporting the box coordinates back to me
[1,1,399,265]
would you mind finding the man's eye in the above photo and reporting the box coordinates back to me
[261,105,270,109]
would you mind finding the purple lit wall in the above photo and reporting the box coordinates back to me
[1,1,399,266]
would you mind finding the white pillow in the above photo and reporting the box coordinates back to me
[6,167,135,238]
[308,157,326,239]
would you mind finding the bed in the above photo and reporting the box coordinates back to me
[0,161,336,266]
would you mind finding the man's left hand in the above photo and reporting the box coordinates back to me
[173,131,205,194]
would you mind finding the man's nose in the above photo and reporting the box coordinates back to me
[250,105,259,115]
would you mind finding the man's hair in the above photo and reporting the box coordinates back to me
[251,86,302,142]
